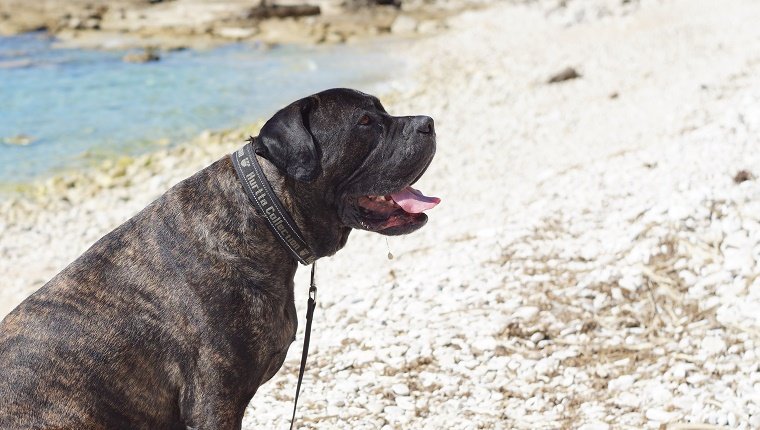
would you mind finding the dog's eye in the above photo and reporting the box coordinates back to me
[358,114,372,126]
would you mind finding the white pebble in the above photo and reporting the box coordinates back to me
[608,375,636,391]
[392,383,410,396]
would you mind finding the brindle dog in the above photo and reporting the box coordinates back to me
[0,88,438,429]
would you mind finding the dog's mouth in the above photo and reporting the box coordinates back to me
[353,186,440,235]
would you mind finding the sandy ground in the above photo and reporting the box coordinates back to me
[2,0,760,428]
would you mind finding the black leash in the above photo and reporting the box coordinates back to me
[289,263,317,430]
[230,141,318,429]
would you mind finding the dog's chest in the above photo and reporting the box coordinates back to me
[260,298,297,383]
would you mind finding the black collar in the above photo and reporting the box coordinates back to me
[231,141,316,265]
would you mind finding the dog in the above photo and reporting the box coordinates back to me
[0,88,439,429]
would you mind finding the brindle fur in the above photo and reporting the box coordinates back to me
[0,88,436,429]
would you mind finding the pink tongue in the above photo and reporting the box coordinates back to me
[390,186,441,214]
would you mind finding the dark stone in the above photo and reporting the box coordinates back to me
[547,66,581,84]
[123,47,160,63]
[734,170,753,184]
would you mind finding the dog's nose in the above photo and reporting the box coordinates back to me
[415,116,435,134]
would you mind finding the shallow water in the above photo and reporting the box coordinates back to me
[0,33,392,183]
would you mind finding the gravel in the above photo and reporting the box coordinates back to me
[2,0,760,428]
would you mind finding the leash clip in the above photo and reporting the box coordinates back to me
[308,263,317,301]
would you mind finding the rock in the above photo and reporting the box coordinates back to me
[246,4,321,19]
[123,48,160,63]
[512,306,540,320]
[417,20,440,34]
[668,204,692,220]
[366,400,385,414]
[391,383,410,396]
[214,27,256,40]
[0,59,34,69]
[578,423,609,430]
[701,336,727,356]
[645,408,678,423]
[324,31,345,44]
[395,395,415,411]
[646,385,672,404]
[547,67,581,84]
[471,336,497,354]
[2,134,34,146]
[686,373,708,385]
[383,405,408,422]
[733,170,753,184]
[529,332,545,343]
[614,392,640,408]
[608,375,635,391]
[391,15,417,34]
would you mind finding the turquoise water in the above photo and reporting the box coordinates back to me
[0,33,392,183]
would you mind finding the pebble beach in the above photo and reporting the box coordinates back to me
[2,0,760,428]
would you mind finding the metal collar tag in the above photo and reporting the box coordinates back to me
[231,141,316,265]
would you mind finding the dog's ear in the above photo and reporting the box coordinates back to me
[254,97,321,183]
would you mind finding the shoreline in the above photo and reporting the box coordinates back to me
[0,0,460,51]
[0,122,259,201]
[0,32,407,191]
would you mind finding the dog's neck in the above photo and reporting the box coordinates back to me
[232,144,316,265]
[253,154,351,260]
[171,155,350,269]
[149,157,298,290]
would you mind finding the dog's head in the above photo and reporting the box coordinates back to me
[253,88,438,237]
